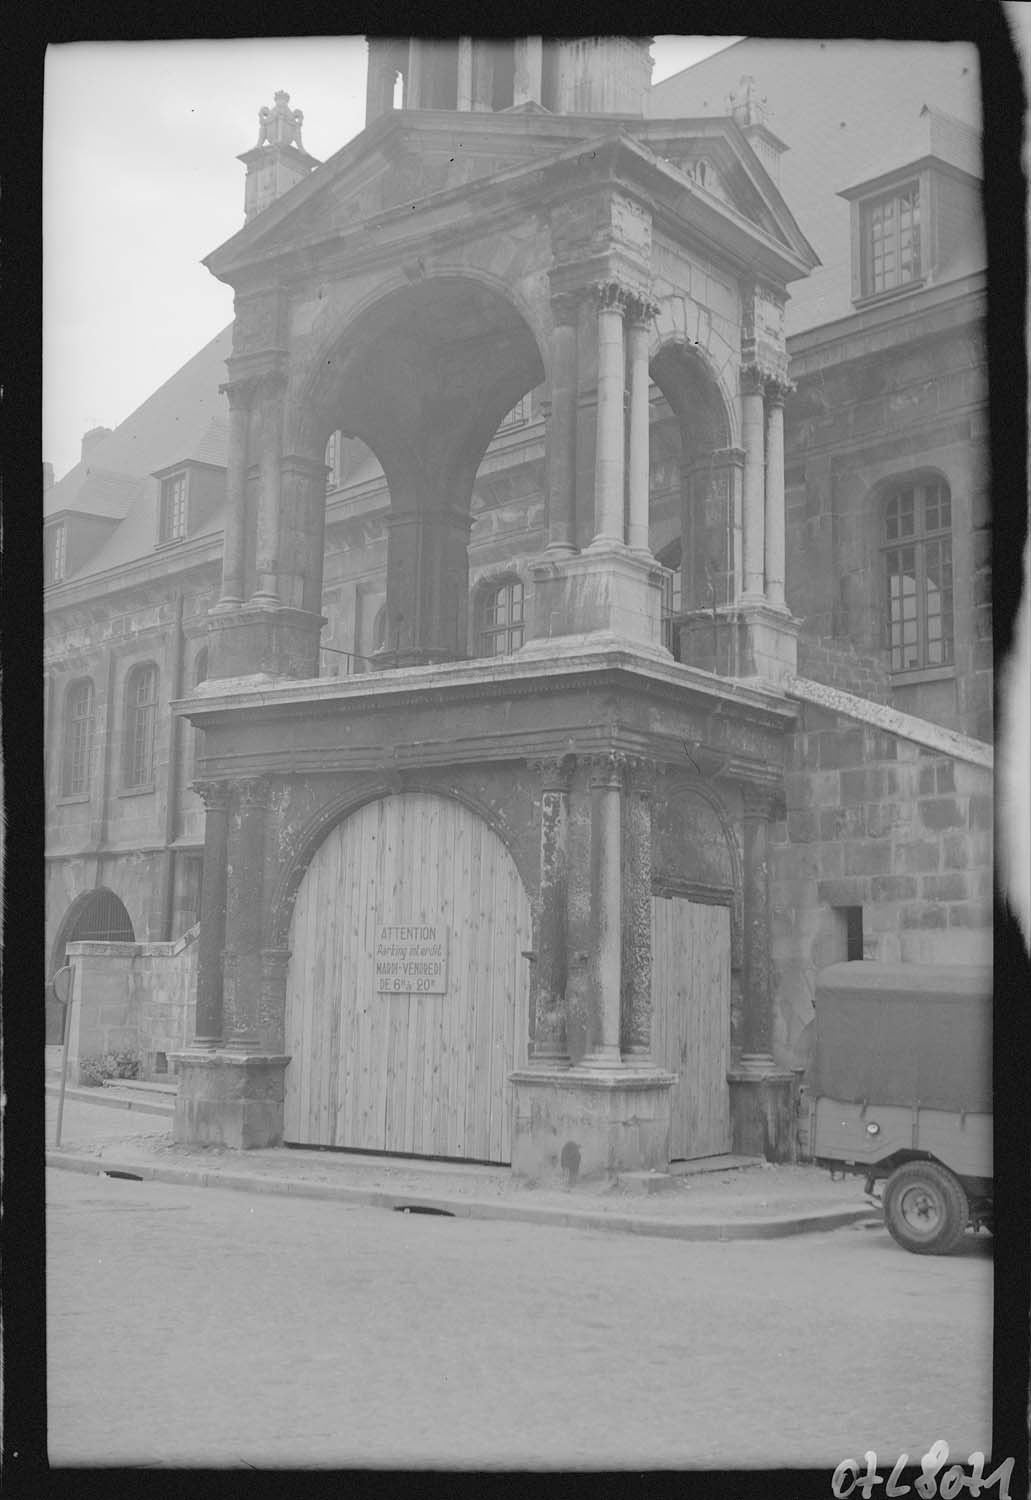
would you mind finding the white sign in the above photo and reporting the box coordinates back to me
[374,924,448,993]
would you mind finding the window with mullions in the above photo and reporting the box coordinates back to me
[478,579,525,656]
[62,678,94,796]
[123,662,159,789]
[884,480,954,672]
[862,183,921,296]
[657,541,683,654]
[45,523,67,584]
[159,473,188,543]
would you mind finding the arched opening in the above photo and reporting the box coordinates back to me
[648,345,736,652]
[304,276,545,668]
[47,889,135,1044]
[283,791,532,1161]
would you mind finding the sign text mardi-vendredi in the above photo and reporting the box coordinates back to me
[374,924,448,993]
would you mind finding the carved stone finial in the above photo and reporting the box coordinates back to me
[728,74,768,130]
[255,91,306,151]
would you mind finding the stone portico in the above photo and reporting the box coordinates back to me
[171,46,818,1176]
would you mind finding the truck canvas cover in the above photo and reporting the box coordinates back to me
[811,962,992,1113]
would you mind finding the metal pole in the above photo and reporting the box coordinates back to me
[52,965,74,1149]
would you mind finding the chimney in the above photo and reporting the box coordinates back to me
[727,75,788,186]
[238,91,321,224]
[81,426,113,462]
[43,461,55,491]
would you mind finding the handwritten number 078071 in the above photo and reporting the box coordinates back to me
[831,1443,1014,1500]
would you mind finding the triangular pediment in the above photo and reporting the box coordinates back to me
[205,109,817,285]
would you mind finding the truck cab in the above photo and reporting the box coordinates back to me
[809,961,993,1254]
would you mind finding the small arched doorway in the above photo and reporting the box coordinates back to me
[283,791,532,1162]
[47,889,135,1045]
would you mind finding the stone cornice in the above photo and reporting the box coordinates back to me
[172,644,798,732]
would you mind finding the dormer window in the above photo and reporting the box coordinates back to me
[45,522,67,585]
[159,472,188,543]
[862,182,921,297]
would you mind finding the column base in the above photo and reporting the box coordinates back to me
[206,604,326,681]
[676,603,799,684]
[727,1065,798,1163]
[509,1066,675,1184]
[526,547,668,652]
[169,1050,291,1150]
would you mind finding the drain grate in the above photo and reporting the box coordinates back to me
[393,1205,454,1217]
[101,1170,144,1181]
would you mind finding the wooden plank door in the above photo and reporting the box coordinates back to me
[650,894,732,1160]
[284,793,531,1163]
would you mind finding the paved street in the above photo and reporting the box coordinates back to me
[47,1166,992,1471]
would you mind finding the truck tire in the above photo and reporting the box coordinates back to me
[883,1161,969,1255]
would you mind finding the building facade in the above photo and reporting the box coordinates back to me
[44,36,991,1176]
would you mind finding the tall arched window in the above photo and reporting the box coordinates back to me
[123,662,159,790]
[883,478,954,671]
[477,578,525,656]
[191,648,208,778]
[61,678,94,796]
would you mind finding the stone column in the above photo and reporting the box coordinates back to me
[527,755,573,1066]
[191,780,232,1047]
[626,298,655,556]
[622,758,655,1061]
[589,283,628,549]
[581,752,625,1067]
[258,947,291,1054]
[763,378,790,612]
[252,373,286,606]
[456,37,474,109]
[740,364,767,601]
[223,776,270,1050]
[740,783,775,1067]
[365,40,398,124]
[217,379,253,609]
[545,293,580,554]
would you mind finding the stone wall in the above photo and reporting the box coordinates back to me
[65,932,198,1083]
[770,703,992,1073]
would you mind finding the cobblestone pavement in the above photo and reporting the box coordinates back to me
[46,1167,993,1471]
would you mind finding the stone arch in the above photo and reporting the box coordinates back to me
[648,337,741,614]
[653,774,745,1034]
[648,317,739,450]
[287,271,546,667]
[270,777,534,950]
[48,887,137,1043]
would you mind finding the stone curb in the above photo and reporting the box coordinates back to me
[45,1086,174,1117]
[45,1150,878,1242]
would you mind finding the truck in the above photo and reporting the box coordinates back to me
[809,961,993,1255]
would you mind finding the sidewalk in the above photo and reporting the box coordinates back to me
[45,1090,881,1243]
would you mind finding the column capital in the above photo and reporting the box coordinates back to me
[586,749,627,788]
[192,778,233,812]
[763,375,795,405]
[219,377,261,412]
[593,280,635,315]
[526,752,576,790]
[625,293,660,327]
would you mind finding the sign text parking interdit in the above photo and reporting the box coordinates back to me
[374,923,448,993]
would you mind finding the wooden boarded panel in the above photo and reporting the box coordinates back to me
[651,895,732,1160]
[284,793,531,1163]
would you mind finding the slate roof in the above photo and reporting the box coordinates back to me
[649,38,983,334]
[45,324,234,520]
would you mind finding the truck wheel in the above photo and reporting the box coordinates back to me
[883,1162,969,1255]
